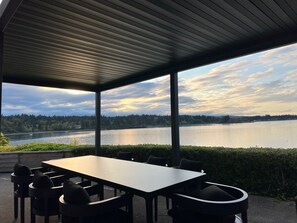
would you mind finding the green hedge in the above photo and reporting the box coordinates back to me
[0,143,91,152]
[73,145,297,199]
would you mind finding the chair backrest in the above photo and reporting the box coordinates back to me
[179,158,203,172]
[146,155,167,166]
[116,151,133,161]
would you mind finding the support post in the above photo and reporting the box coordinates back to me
[170,72,180,166]
[0,32,3,133]
[95,91,101,155]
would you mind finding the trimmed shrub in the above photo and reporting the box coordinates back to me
[73,145,297,199]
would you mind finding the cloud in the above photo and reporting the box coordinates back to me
[101,76,170,115]
[178,43,297,116]
[2,84,95,116]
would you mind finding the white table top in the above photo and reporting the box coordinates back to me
[42,155,206,196]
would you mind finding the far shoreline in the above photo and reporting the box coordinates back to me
[5,119,297,136]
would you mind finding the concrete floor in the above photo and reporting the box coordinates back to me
[1,173,296,223]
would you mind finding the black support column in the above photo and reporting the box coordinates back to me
[170,72,180,166]
[0,32,3,132]
[95,91,101,155]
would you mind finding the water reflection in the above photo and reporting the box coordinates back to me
[7,120,297,148]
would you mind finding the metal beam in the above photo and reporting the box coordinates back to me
[0,32,3,132]
[170,72,180,166]
[95,91,101,155]
[3,76,96,92]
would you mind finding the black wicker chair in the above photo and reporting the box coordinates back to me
[11,164,57,223]
[29,171,89,223]
[169,182,248,223]
[59,180,133,223]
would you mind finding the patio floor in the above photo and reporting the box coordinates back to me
[1,173,295,223]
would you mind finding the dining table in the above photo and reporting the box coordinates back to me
[42,155,206,223]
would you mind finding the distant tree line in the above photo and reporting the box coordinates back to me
[1,114,297,134]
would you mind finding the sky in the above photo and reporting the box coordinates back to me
[2,43,297,117]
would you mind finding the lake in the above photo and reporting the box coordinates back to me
[7,120,297,148]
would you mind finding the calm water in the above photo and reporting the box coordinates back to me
[7,120,297,148]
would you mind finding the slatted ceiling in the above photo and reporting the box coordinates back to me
[115,0,222,49]
[214,1,267,33]
[15,3,192,60]
[51,0,186,49]
[278,1,297,24]
[135,0,231,46]
[6,42,147,72]
[115,0,211,49]
[6,28,164,70]
[290,0,297,14]
[1,0,297,91]
[67,0,210,53]
[260,0,295,29]
[180,0,250,39]
[161,1,241,42]
[265,1,296,26]
[232,0,279,31]
[7,32,160,69]
[10,20,169,65]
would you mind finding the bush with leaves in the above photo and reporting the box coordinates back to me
[0,132,9,146]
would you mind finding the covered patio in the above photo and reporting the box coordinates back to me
[1,0,297,222]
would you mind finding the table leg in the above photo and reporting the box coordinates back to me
[99,183,104,200]
[145,197,153,223]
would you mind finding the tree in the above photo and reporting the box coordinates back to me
[220,115,230,123]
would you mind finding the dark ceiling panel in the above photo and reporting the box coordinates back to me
[1,0,297,91]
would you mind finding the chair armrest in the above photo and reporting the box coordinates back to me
[50,175,69,186]
[43,170,64,177]
[30,167,49,173]
[172,192,248,216]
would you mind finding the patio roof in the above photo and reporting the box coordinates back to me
[1,0,297,92]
